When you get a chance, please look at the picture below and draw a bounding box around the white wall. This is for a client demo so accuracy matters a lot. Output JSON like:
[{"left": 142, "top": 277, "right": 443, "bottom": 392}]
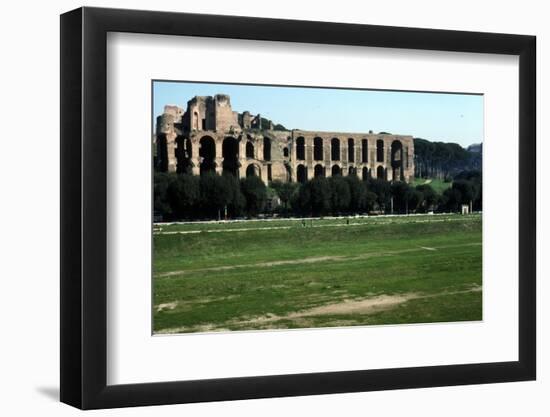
[{"left": 0, "top": 0, "right": 546, "bottom": 415}]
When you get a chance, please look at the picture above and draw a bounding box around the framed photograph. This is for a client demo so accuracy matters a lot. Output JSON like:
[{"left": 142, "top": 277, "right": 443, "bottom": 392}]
[{"left": 60, "top": 6, "right": 536, "bottom": 409}]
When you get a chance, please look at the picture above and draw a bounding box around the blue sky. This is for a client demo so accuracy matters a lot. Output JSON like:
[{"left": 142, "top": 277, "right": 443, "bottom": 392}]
[{"left": 153, "top": 81, "right": 483, "bottom": 147}]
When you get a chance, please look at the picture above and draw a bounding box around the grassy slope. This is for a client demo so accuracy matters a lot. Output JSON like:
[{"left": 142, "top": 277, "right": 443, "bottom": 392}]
[
  {"left": 412, "top": 177, "right": 453, "bottom": 194},
  {"left": 153, "top": 214, "right": 482, "bottom": 333}
]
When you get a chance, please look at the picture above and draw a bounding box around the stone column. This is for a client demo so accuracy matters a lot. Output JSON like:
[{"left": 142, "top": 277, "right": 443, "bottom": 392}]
[
  {"left": 166, "top": 132, "right": 178, "bottom": 173},
  {"left": 290, "top": 134, "right": 297, "bottom": 182},
  {"left": 215, "top": 138, "right": 223, "bottom": 175},
  {"left": 190, "top": 140, "right": 200, "bottom": 175}
]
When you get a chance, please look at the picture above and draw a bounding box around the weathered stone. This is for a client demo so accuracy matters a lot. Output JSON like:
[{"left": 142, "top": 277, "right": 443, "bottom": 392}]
[{"left": 156, "top": 94, "right": 415, "bottom": 184}]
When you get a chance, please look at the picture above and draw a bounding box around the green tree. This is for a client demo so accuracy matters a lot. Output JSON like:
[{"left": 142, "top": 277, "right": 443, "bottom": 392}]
[
  {"left": 366, "top": 178, "right": 391, "bottom": 212},
  {"left": 309, "top": 178, "right": 333, "bottom": 215},
  {"left": 271, "top": 180, "right": 298, "bottom": 212},
  {"left": 200, "top": 173, "right": 233, "bottom": 219},
  {"left": 240, "top": 176, "right": 267, "bottom": 216},
  {"left": 344, "top": 175, "right": 368, "bottom": 212},
  {"left": 167, "top": 174, "right": 200, "bottom": 219},
  {"left": 329, "top": 176, "right": 351, "bottom": 214},
  {"left": 416, "top": 184, "right": 438, "bottom": 211},
  {"left": 153, "top": 172, "right": 175, "bottom": 219},
  {"left": 390, "top": 181, "right": 414, "bottom": 213}
]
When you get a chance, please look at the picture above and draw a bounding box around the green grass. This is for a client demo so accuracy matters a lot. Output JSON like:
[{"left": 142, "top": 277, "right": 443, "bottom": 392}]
[
  {"left": 412, "top": 177, "right": 453, "bottom": 193},
  {"left": 153, "top": 213, "right": 482, "bottom": 333}
]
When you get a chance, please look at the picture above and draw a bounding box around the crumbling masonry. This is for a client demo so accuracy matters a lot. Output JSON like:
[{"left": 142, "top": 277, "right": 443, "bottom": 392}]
[{"left": 155, "top": 94, "right": 414, "bottom": 184}]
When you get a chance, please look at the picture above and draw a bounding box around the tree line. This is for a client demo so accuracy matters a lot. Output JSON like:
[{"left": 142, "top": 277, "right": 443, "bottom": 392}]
[
  {"left": 154, "top": 170, "right": 482, "bottom": 221},
  {"left": 414, "top": 138, "right": 482, "bottom": 179}
]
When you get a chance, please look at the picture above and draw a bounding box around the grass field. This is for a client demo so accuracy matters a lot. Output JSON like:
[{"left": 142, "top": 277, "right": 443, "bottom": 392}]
[
  {"left": 153, "top": 213, "right": 482, "bottom": 334},
  {"left": 412, "top": 177, "right": 453, "bottom": 193}
]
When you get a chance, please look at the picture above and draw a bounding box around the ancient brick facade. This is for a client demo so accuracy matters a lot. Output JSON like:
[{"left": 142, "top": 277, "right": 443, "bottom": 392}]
[{"left": 155, "top": 94, "right": 415, "bottom": 184}]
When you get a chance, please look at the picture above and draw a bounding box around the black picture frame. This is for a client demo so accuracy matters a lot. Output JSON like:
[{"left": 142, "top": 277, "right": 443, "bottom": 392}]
[{"left": 60, "top": 6, "right": 536, "bottom": 410}]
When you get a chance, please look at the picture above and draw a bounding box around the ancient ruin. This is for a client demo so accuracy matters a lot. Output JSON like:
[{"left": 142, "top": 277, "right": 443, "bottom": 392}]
[{"left": 155, "top": 94, "right": 414, "bottom": 184}]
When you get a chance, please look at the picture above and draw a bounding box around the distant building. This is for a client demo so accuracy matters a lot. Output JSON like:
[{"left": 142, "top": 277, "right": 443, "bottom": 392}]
[{"left": 155, "top": 94, "right": 415, "bottom": 184}]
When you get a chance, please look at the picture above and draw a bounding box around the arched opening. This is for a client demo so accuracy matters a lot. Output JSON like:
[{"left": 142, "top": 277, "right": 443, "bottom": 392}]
[
  {"left": 283, "top": 147, "right": 289, "bottom": 158},
  {"left": 175, "top": 136, "right": 192, "bottom": 174},
  {"left": 362, "top": 139, "right": 368, "bottom": 163},
  {"left": 332, "top": 165, "right": 341, "bottom": 176},
  {"left": 156, "top": 133, "right": 168, "bottom": 172},
  {"left": 199, "top": 136, "right": 216, "bottom": 175},
  {"left": 263, "top": 137, "right": 271, "bottom": 161},
  {"left": 348, "top": 166, "right": 357, "bottom": 176},
  {"left": 314, "top": 164, "right": 324, "bottom": 178},
  {"left": 314, "top": 137, "right": 323, "bottom": 161},
  {"left": 362, "top": 167, "right": 369, "bottom": 180},
  {"left": 296, "top": 164, "right": 307, "bottom": 183},
  {"left": 331, "top": 138, "right": 340, "bottom": 161},
  {"left": 246, "top": 141, "right": 255, "bottom": 159},
  {"left": 376, "top": 139, "right": 384, "bottom": 162},
  {"left": 246, "top": 163, "right": 261, "bottom": 178},
  {"left": 348, "top": 138, "right": 355, "bottom": 162},
  {"left": 296, "top": 137, "right": 305, "bottom": 160},
  {"left": 391, "top": 140, "right": 404, "bottom": 181},
  {"left": 376, "top": 165, "right": 385, "bottom": 180},
  {"left": 222, "top": 137, "right": 239, "bottom": 176}
]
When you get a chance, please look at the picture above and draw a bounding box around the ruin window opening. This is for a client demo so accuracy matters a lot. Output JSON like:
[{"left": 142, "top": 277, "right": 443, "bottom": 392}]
[
  {"left": 376, "top": 165, "right": 385, "bottom": 180},
  {"left": 175, "top": 136, "right": 192, "bottom": 174},
  {"left": 376, "top": 139, "right": 384, "bottom": 162},
  {"left": 246, "top": 141, "right": 255, "bottom": 159},
  {"left": 362, "top": 139, "right": 368, "bottom": 163},
  {"left": 263, "top": 137, "right": 271, "bottom": 161},
  {"left": 296, "top": 137, "right": 305, "bottom": 160},
  {"left": 222, "top": 137, "right": 239, "bottom": 176},
  {"left": 314, "top": 164, "right": 324, "bottom": 178},
  {"left": 296, "top": 164, "right": 307, "bottom": 183},
  {"left": 314, "top": 137, "right": 324, "bottom": 161},
  {"left": 348, "top": 138, "right": 355, "bottom": 162},
  {"left": 199, "top": 136, "right": 216, "bottom": 175},
  {"left": 331, "top": 138, "right": 340, "bottom": 161}
]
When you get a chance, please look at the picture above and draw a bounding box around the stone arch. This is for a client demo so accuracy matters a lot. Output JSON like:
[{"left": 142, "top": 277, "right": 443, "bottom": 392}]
[
  {"left": 332, "top": 165, "right": 342, "bottom": 176},
  {"left": 246, "top": 163, "right": 261, "bottom": 178},
  {"left": 222, "top": 137, "right": 239, "bottom": 176},
  {"left": 156, "top": 133, "right": 168, "bottom": 172},
  {"left": 199, "top": 136, "right": 216, "bottom": 175},
  {"left": 361, "top": 139, "right": 368, "bottom": 163},
  {"left": 376, "top": 165, "right": 385, "bottom": 180},
  {"left": 175, "top": 136, "right": 192, "bottom": 174},
  {"left": 263, "top": 137, "right": 271, "bottom": 161},
  {"left": 331, "top": 138, "right": 340, "bottom": 161},
  {"left": 348, "top": 166, "right": 357, "bottom": 176},
  {"left": 362, "top": 167, "right": 369, "bottom": 180},
  {"left": 314, "top": 164, "right": 324, "bottom": 178},
  {"left": 246, "top": 141, "right": 255, "bottom": 159},
  {"left": 296, "top": 137, "right": 305, "bottom": 160},
  {"left": 348, "top": 138, "right": 355, "bottom": 162},
  {"left": 391, "top": 140, "right": 404, "bottom": 181},
  {"left": 314, "top": 137, "right": 324, "bottom": 161},
  {"left": 376, "top": 139, "right": 384, "bottom": 162},
  {"left": 296, "top": 164, "right": 307, "bottom": 183}
]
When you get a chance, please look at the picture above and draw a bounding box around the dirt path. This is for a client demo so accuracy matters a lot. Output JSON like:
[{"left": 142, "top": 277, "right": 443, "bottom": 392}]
[
  {"left": 155, "top": 242, "right": 482, "bottom": 278},
  {"left": 154, "top": 215, "right": 480, "bottom": 235},
  {"left": 156, "top": 285, "right": 482, "bottom": 334}
]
